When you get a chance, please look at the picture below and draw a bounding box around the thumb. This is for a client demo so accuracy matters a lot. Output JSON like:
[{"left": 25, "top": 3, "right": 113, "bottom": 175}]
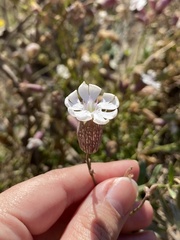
[{"left": 61, "top": 177, "right": 138, "bottom": 240}]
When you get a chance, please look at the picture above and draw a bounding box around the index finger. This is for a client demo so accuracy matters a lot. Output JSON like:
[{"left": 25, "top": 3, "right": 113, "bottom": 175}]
[{"left": 0, "top": 160, "right": 139, "bottom": 236}]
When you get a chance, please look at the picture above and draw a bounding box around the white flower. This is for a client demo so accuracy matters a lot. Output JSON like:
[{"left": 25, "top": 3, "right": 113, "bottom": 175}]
[
  {"left": 142, "top": 70, "right": 161, "bottom": 90},
  {"left": 129, "top": 0, "right": 147, "bottom": 11},
  {"left": 64, "top": 82, "right": 119, "bottom": 125},
  {"left": 26, "top": 138, "right": 43, "bottom": 150},
  {"left": 56, "top": 64, "right": 70, "bottom": 79}
]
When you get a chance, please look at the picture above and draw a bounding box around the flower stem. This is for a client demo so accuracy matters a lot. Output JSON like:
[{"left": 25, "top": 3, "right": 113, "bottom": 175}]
[
  {"left": 130, "top": 188, "right": 151, "bottom": 215},
  {"left": 124, "top": 167, "right": 150, "bottom": 216},
  {"left": 85, "top": 153, "right": 97, "bottom": 186}
]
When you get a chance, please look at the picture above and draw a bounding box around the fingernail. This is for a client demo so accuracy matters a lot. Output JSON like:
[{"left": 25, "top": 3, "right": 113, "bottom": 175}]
[{"left": 106, "top": 177, "right": 138, "bottom": 216}]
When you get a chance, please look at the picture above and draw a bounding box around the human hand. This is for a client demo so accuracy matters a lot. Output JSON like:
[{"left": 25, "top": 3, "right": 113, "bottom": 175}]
[{"left": 0, "top": 160, "right": 156, "bottom": 240}]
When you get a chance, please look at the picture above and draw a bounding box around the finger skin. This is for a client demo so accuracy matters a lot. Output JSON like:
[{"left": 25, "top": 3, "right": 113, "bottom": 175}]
[
  {"left": 0, "top": 160, "right": 139, "bottom": 238},
  {"left": 122, "top": 201, "right": 154, "bottom": 233},
  {"left": 61, "top": 177, "right": 138, "bottom": 240},
  {"left": 118, "top": 231, "right": 157, "bottom": 240},
  {"left": 34, "top": 198, "right": 154, "bottom": 240}
]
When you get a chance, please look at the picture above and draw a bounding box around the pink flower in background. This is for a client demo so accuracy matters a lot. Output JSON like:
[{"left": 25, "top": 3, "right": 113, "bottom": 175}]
[{"left": 96, "top": 0, "right": 118, "bottom": 8}]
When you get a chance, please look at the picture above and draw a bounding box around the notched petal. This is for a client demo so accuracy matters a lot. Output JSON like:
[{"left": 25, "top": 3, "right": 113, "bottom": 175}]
[
  {"left": 102, "top": 93, "right": 119, "bottom": 107},
  {"left": 74, "top": 110, "right": 92, "bottom": 122},
  {"left": 102, "top": 93, "right": 115, "bottom": 102},
  {"left": 65, "top": 91, "right": 79, "bottom": 107},
  {"left": 97, "top": 102, "right": 118, "bottom": 110},
  {"left": 100, "top": 109, "right": 118, "bottom": 120},
  {"left": 69, "top": 102, "right": 84, "bottom": 110},
  {"left": 89, "top": 84, "right": 101, "bottom": 102},
  {"left": 68, "top": 108, "right": 76, "bottom": 117},
  {"left": 111, "top": 96, "right": 120, "bottom": 107},
  {"left": 78, "top": 81, "right": 89, "bottom": 102},
  {"left": 93, "top": 111, "right": 109, "bottom": 125},
  {"left": 68, "top": 90, "right": 79, "bottom": 103}
]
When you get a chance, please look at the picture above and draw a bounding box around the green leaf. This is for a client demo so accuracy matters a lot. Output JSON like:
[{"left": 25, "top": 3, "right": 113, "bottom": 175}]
[
  {"left": 177, "top": 187, "right": 180, "bottom": 210},
  {"left": 138, "top": 161, "right": 147, "bottom": 185},
  {"left": 156, "top": 188, "right": 175, "bottom": 225},
  {"left": 148, "top": 164, "right": 162, "bottom": 185},
  {"left": 168, "top": 162, "right": 174, "bottom": 186},
  {"left": 168, "top": 186, "right": 176, "bottom": 199}
]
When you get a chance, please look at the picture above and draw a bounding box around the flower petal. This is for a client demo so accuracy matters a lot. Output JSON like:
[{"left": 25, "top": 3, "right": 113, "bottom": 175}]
[
  {"left": 64, "top": 90, "right": 79, "bottom": 107},
  {"left": 68, "top": 108, "right": 77, "bottom": 117},
  {"left": 102, "top": 93, "right": 120, "bottom": 107},
  {"left": 100, "top": 109, "right": 118, "bottom": 120},
  {"left": 78, "top": 82, "right": 89, "bottom": 102},
  {"left": 93, "top": 111, "right": 109, "bottom": 125},
  {"left": 74, "top": 110, "right": 92, "bottom": 122},
  {"left": 98, "top": 93, "right": 119, "bottom": 110},
  {"left": 102, "top": 93, "right": 115, "bottom": 102},
  {"left": 97, "top": 102, "right": 118, "bottom": 110},
  {"left": 89, "top": 84, "right": 102, "bottom": 101},
  {"left": 68, "top": 102, "right": 84, "bottom": 110},
  {"left": 111, "top": 96, "right": 119, "bottom": 107}
]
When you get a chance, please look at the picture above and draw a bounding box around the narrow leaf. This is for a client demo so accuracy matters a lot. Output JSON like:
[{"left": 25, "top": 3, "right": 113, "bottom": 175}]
[{"left": 168, "top": 162, "right": 174, "bottom": 186}]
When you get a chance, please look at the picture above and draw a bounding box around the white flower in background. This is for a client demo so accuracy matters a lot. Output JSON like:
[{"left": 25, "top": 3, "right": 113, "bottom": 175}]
[
  {"left": 64, "top": 81, "right": 119, "bottom": 125},
  {"left": 97, "top": 10, "right": 108, "bottom": 25},
  {"left": 56, "top": 64, "right": 70, "bottom": 79},
  {"left": 129, "top": 0, "right": 147, "bottom": 11},
  {"left": 142, "top": 70, "right": 161, "bottom": 90},
  {"left": 26, "top": 138, "right": 43, "bottom": 150}
]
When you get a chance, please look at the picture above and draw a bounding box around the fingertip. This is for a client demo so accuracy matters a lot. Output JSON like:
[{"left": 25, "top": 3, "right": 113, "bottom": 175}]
[
  {"left": 61, "top": 176, "right": 138, "bottom": 239},
  {"left": 122, "top": 200, "right": 154, "bottom": 233},
  {"left": 105, "top": 177, "right": 138, "bottom": 216},
  {"left": 134, "top": 200, "right": 154, "bottom": 226},
  {"left": 95, "top": 159, "right": 140, "bottom": 183}
]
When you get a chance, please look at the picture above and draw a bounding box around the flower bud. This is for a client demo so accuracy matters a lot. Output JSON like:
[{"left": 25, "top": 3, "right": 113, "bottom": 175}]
[
  {"left": 66, "top": 1, "right": 86, "bottom": 25},
  {"left": 27, "top": 138, "right": 43, "bottom": 150},
  {"left": 25, "top": 43, "right": 40, "bottom": 59},
  {"left": 26, "top": 131, "right": 44, "bottom": 150},
  {"left": 155, "top": 0, "right": 172, "bottom": 14},
  {"left": 19, "top": 82, "right": 45, "bottom": 93},
  {"left": 106, "top": 140, "right": 118, "bottom": 156},
  {"left": 96, "top": 0, "right": 117, "bottom": 8},
  {"left": 77, "top": 120, "right": 103, "bottom": 154},
  {"left": 149, "top": 0, "right": 156, "bottom": 10}
]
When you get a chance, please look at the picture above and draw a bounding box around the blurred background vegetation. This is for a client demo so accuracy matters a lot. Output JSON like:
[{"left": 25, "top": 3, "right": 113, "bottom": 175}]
[{"left": 0, "top": 0, "right": 179, "bottom": 239}]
